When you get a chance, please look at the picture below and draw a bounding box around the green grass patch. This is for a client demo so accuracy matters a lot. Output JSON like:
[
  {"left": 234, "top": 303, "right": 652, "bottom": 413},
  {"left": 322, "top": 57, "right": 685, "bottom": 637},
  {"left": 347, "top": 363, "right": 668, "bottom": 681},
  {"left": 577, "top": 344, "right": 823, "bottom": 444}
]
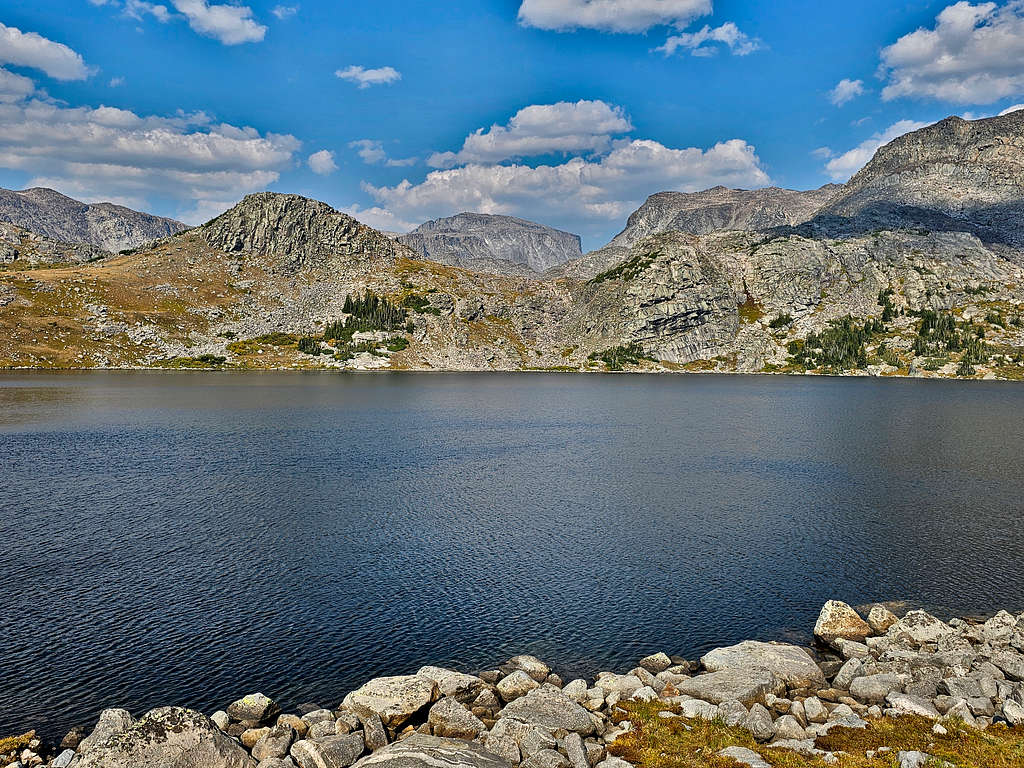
[{"left": 589, "top": 250, "right": 659, "bottom": 285}]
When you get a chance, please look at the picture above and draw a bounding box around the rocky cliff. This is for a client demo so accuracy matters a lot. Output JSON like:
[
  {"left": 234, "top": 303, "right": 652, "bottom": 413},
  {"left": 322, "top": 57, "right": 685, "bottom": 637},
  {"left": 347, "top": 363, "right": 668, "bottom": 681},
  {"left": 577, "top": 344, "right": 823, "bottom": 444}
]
[
  {"left": 0, "top": 221, "right": 104, "bottom": 265},
  {"left": 0, "top": 187, "right": 187, "bottom": 252},
  {"left": 398, "top": 213, "right": 582, "bottom": 273},
  {"left": 811, "top": 112, "right": 1024, "bottom": 245}
]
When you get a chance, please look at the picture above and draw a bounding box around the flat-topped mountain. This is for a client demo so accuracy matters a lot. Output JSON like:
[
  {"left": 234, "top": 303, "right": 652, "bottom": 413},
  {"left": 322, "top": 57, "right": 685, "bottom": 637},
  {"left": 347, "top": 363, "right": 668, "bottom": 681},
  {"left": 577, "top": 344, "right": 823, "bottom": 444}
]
[
  {"left": 812, "top": 111, "right": 1024, "bottom": 245},
  {"left": 0, "top": 187, "right": 187, "bottom": 252},
  {"left": 608, "top": 185, "right": 841, "bottom": 249},
  {"left": 397, "top": 213, "right": 582, "bottom": 273}
]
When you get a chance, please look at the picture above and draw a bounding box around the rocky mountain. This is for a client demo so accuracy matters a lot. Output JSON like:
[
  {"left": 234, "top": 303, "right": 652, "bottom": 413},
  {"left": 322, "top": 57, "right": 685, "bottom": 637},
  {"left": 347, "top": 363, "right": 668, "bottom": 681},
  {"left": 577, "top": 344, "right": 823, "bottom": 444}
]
[
  {"left": 810, "top": 111, "right": 1024, "bottom": 245},
  {"left": 608, "top": 185, "right": 842, "bottom": 250},
  {"left": 0, "top": 221, "right": 104, "bottom": 265},
  {"left": 397, "top": 213, "right": 582, "bottom": 273},
  {"left": 0, "top": 187, "right": 187, "bottom": 252},
  {"left": 3, "top": 113, "right": 1024, "bottom": 380}
]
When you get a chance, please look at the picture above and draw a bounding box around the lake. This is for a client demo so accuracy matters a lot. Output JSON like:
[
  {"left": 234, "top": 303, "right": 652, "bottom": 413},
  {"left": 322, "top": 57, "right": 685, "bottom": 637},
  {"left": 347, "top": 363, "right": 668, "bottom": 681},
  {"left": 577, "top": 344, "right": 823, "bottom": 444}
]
[{"left": 2, "top": 371, "right": 1023, "bottom": 741}]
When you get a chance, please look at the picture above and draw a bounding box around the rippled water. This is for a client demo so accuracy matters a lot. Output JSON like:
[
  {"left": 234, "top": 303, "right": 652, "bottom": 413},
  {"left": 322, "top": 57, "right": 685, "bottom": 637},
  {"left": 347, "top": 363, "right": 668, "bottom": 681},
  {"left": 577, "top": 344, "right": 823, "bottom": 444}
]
[{"left": 3, "top": 372, "right": 1024, "bottom": 740}]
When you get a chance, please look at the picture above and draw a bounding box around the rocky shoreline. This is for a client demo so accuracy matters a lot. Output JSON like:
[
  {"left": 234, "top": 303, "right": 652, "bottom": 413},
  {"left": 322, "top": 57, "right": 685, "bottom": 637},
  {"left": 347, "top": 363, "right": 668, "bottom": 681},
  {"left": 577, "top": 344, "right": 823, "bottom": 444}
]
[{"left": 5, "top": 602, "right": 1023, "bottom": 768}]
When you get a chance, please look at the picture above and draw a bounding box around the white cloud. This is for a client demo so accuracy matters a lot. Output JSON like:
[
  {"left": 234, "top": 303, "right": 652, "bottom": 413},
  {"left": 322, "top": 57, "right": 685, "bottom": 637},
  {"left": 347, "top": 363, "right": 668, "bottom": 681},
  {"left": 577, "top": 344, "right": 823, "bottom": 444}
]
[
  {"left": 170, "top": 0, "right": 266, "bottom": 44},
  {"left": 829, "top": 78, "right": 865, "bottom": 107},
  {"left": 339, "top": 203, "right": 417, "bottom": 233},
  {"left": 335, "top": 65, "right": 401, "bottom": 89},
  {"left": 0, "top": 67, "right": 34, "bottom": 103},
  {"left": 812, "top": 146, "right": 834, "bottom": 159},
  {"left": 517, "top": 0, "right": 711, "bottom": 33},
  {"left": 999, "top": 103, "right": 1024, "bottom": 114},
  {"left": 308, "top": 149, "right": 338, "bottom": 175},
  {"left": 271, "top": 5, "right": 299, "bottom": 20},
  {"left": 350, "top": 139, "right": 417, "bottom": 167},
  {"left": 125, "top": 0, "right": 173, "bottom": 22},
  {"left": 109, "top": 76, "right": 126, "bottom": 87},
  {"left": 880, "top": 1, "right": 1024, "bottom": 104},
  {"left": 0, "top": 98, "right": 299, "bottom": 223},
  {"left": 824, "top": 119, "right": 930, "bottom": 181},
  {"left": 0, "top": 23, "right": 89, "bottom": 81},
  {"left": 428, "top": 100, "right": 633, "bottom": 168},
  {"left": 657, "top": 22, "right": 761, "bottom": 57},
  {"left": 366, "top": 138, "right": 770, "bottom": 241}
]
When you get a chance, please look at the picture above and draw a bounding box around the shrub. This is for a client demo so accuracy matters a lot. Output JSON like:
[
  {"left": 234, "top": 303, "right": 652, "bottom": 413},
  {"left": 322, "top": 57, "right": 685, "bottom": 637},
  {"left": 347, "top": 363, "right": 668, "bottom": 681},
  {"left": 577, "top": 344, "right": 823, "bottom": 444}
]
[
  {"left": 769, "top": 314, "right": 793, "bottom": 329},
  {"left": 588, "top": 344, "right": 648, "bottom": 371},
  {"left": 297, "top": 337, "right": 322, "bottom": 356},
  {"left": 589, "top": 251, "right": 658, "bottom": 284},
  {"left": 788, "top": 316, "right": 885, "bottom": 372},
  {"left": 386, "top": 336, "right": 409, "bottom": 352}
]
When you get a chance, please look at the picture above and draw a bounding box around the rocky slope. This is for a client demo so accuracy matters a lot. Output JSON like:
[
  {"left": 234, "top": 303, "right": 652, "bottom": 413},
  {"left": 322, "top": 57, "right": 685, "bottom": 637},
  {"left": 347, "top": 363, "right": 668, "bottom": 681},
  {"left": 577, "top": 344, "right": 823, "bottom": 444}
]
[
  {"left": 0, "top": 187, "right": 186, "bottom": 252},
  {"left": 9, "top": 602, "right": 1023, "bottom": 768},
  {"left": 811, "top": 111, "right": 1024, "bottom": 245},
  {"left": 398, "top": 213, "right": 582, "bottom": 274},
  {"left": 3, "top": 113, "right": 1024, "bottom": 379},
  {"left": 0, "top": 221, "right": 104, "bottom": 265}
]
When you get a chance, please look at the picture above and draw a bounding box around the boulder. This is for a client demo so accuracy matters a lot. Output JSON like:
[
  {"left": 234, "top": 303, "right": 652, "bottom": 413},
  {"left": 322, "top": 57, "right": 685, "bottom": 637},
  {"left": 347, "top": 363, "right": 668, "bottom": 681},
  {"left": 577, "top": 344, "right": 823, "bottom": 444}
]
[
  {"left": 229, "top": 694, "right": 281, "bottom": 727},
  {"left": 850, "top": 674, "right": 909, "bottom": 704},
  {"left": 505, "top": 656, "right": 550, "bottom": 683},
  {"left": 742, "top": 704, "right": 776, "bottom": 742},
  {"left": 562, "top": 733, "right": 588, "bottom": 768},
  {"left": 718, "top": 747, "right": 770, "bottom": 768},
  {"left": 992, "top": 651, "right": 1024, "bottom": 681},
  {"left": 700, "top": 641, "right": 825, "bottom": 688},
  {"left": 76, "top": 707, "right": 255, "bottom": 768},
  {"left": 498, "top": 687, "right": 594, "bottom": 734},
  {"left": 677, "top": 669, "right": 785, "bottom": 706},
  {"left": 594, "top": 674, "right": 642, "bottom": 697},
  {"left": 484, "top": 718, "right": 531, "bottom": 763},
  {"left": 291, "top": 734, "right": 366, "bottom": 768},
  {"left": 1002, "top": 699, "right": 1024, "bottom": 726},
  {"left": 867, "top": 605, "right": 899, "bottom": 634},
  {"left": 428, "top": 698, "right": 486, "bottom": 739},
  {"left": 353, "top": 735, "right": 513, "bottom": 768},
  {"left": 498, "top": 671, "right": 541, "bottom": 703},
  {"left": 803, "top": 697, "right": 827, "bottom": 724},
  {"left": 833, "top": 658, "right": 863, "bottom": 691},
  {"left": 773, "top": 715, "right": 806, "bottom": 741},
  {"left": 253, "top": 726, "right": 296, "bottom": 762},
  {"left": 78, "top": 708, "right": 136, "bottom": 753},
  {"left": 417, "top": 668, "right": 488, "bottom": 704},
  {"left": 359, "top": 714, "right": 388, "bottom": 752},
  {"left": 885, "top": 693, "right": 940, "bottom": 719},
  {"left": 244, "top": 728, "right": 272, "bottom": 749},
  {"left": 638, "top": 653, "right": 672, "bottom": 674},
  {"left": 814, "top": 601, "right": 871, "bottom": 647},
  {"left": 888, "top": 611, "right": 954, "bottom": 646},
  {"left": 343, "top": 676, "right": 438, "bottom": 727},
  {"left": 521, "top": 749, "right": 568, "bottom": 768}
]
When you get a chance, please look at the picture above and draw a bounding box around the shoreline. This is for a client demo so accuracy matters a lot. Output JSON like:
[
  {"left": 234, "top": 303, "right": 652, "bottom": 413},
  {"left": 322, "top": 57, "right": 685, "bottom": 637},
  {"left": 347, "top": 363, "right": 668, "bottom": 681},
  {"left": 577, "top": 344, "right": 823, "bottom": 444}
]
[{"left": 7, "top": 602, "right": 1023, "bottom": 768}]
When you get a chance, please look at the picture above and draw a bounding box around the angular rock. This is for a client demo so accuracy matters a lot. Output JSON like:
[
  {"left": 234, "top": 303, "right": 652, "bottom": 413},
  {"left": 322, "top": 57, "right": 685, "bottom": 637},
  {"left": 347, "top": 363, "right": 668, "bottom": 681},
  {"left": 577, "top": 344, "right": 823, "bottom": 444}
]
[
  {"left": 343, "top": 676, "right": 438, "bottom": 727},
  {"left": 229, "top": 694, "right": 281, "bottom": 727},
  {"left": 888, "top": 611, "right": 954, "bottom": 646},
  {"left": 638, "top": 653, "right": 672, "bottom": 674},
  {"left": 700, "top": 641, "right": 826, "bottom": 688},
  {"left": 885, "top": 693, "right": 940, "bottom": 719},
  {"left": 803, "top": 697, "right": 827, "bottom": 724},
  {"left": 506, "top": 656, "right": 550, "bottom": 683},
  {"left": 417, "top": 667, "right": 488, "bottom": 704},
  {"left": 353, "top": 735, "right": 514, "bottom": 768},
  {"left": 814, "top": 601, "right": 871, "bottom": 647},
  {"left": 677, "top": 699, "right": 717, "bottom": 719},
  {"left": 76, "top": 707, "right": 255, "bottom": 768},
  {"left": 992, "top": 651, "right": 1024, "bottom": 681},
  {"left": 78, "top": 708, "right": 136, "bottom": 753},
  {"left": 359, "top": 714, "right": 388, "bottom": 752},
  {"left": 291, "top": 734, "right": 366, "bottom": 768},
  {"left": 498, "top": 671, "right": 542, "bottom": 703},
  {"left": 1002, "top": 699, "right": 1024, "bottom": 726},
  {"left": 484, "top": 718, "right": 531, "bottom": 763},
  {"left": 717, "top": 700, "right": 748, "bottom": 727},
  {"left": 850, "top": 674, "right": 909, "bottom": 704},
  {"left": 253, "top": 726, "right": 297, "bottom": 762},
  {"left": 743, "top": 704, "right": 776, "bottom": 742},
  {"left": 867, "top": 605, "right": 899, "bottom": 634},
  {"left": 499, "top": 687, "right": 594, "bottom": 735},
  {"left": 677, "top": 669, "right": 785, "bottom": 706},
  {"left": 594, "top": 675, "right": 642, "bottom": 697},
  {"left": 832, "top": 658, "right": 863, "bottom": 691},
  {"left": 521, "top": 749, "right": 568, "bottom": 768},
  {"left": 428, "top": 698, "right": 486, "bottom": 739},
  {"left": 717, "top": 747, "right": 770, "bottom": 768},
  {"left": 244, "top": 728, "right": 273, "bottom": 749},
  {"left": 773, "top": 715, "right": 806, "bottom": 741},
  {"left": 563, "top": 733, "right": 588, "bottom": 768}
]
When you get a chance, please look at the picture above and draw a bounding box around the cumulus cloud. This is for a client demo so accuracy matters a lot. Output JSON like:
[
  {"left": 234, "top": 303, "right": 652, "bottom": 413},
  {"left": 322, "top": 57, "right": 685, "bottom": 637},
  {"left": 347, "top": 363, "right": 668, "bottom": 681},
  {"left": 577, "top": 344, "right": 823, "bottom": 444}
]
[
  {"left": 823, "top": 119, "right": 930, "bottom": 181},
  {"left": 1000, "top": 103, "right": 1024, "bottom": 114},
  {"left": 880, "top": 1, "right": 1024, "bottom": 104},
  {"left": 0, "top": 98, "right": 299, "bottom": 223},
  {"left": 829, "top": 78, "right": 865, "bottom": 106},
  {"left": 335, "top": 65, "right": 401, "bottom": 89},
  {"left": 271, "top": 5, "right": 299, "bottom": 20},
  {"left": 339, "top": 203, "right": 417, "bottom": 233},
  {"left": 365, "top": 138, "right": 770, "bottom": 241},
  {"left": 0, "top": 23, "right": 89, "bottom": 81},
  {"left": 124, "top": 0, "right": 173, "bottom": 22},
  {"left": 0, "top": 67, "right": 35, "bottom": 102},
  {"left": 517, "top": 0, "right": 711, "bottom": 33},
  {"left": 308, "top": 149, "right": 338, "bottom": 175},
  {"left": 428, "top": 100, "right": 633, "bottom": 168},
  {"left": 96, "top": 0, "right": 265, "bottom": 44},
  {"left": 657, "top": 22, "right": 761, "bottom": 56},
  {"left": 349, "top": 139, "right": 417, "bottom": 167}
]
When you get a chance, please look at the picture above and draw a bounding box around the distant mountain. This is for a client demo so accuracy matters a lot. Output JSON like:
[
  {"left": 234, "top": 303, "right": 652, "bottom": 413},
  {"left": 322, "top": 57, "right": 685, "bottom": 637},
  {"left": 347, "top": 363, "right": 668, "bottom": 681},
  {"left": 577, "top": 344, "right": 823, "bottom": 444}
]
[
  {"left": 0, "top": 187, "right": 187, "bottom": 252},
  {"left": 811, "top": 111, "right": 1024, "bottom": 245},
  {"left": 397, "top": 213, "right": 582, "bottom": 273},
  {"left": 608, "top": 185, "right": 842, "bottom": 250}
]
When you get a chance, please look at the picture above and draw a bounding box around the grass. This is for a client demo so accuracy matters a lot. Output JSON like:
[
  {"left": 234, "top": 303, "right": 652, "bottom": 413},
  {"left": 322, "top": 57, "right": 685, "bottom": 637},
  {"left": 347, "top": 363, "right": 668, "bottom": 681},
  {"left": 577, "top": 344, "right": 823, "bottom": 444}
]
[
  {"left": 588, "top": 344, "right": 649, "bottom": 371},
  {"left": 227, "top": 333, "right": 298, "bottom": 355},
  {"left": 738, "top": 296, "right": 765, "bottom": 325},
  {"left": 590, "top": 250, "right": 659, "bottom": 285},
  {"left": 606, "top": 704, "right": 1024, "bottom": 768},
  {"left": 0, "top": 732, "right": 34, "bottom": 755},
  {"left": 609, "top": 701, "right": 1024, "bottom": 768}
]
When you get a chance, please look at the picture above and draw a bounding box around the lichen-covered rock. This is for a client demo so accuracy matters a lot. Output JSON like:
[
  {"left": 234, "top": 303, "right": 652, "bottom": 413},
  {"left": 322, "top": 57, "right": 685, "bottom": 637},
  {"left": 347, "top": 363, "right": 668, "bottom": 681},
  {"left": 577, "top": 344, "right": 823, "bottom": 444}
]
[
  {"left": 498, "top": 687, "right": 595, "bottom": 734},
  {"left": 228, "top": 693, "right": 281, "bottom": 726},
  {"left": 75, "top": 707, "right": 255, "bottom": 768},
  {"left": 77, "top": 708, "right": 136, "bottom": 753},
  {"left": 677, "top": 669, "right": 785, "bottom": 706},
  {"left": 814, "top": 601, "right": 872, "bottom": 647},
  {"left": 291, "top": 734, "right": 366, "bottom": 768},
  {"left": 428, "top": 698, "right": 487, "bottom": 739},
  {"left": 342, "top": 676, "right": 438, "bottom": 727},
  {"left": 700, "top": 641, "right": 825, "bottom": 688},
  {"left": 353, "top": 735, "right": 513, "bottom": 768},
  {"left": 867, "top": 605, "right": 899, "bottom": 634}
]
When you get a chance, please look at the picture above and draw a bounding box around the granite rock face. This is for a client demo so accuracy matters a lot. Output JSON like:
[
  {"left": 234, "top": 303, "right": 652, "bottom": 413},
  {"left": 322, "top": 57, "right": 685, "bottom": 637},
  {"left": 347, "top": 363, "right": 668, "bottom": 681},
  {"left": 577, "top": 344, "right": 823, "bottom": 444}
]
[
  {"left": 0, "top": 186, "right": 185, "bottom": 252},
  {"left": 811, "top": 111, "right": 1024, "bottom": 245},
  {"left": 398, "top": 213, "right": 582, "bottom": 274}
]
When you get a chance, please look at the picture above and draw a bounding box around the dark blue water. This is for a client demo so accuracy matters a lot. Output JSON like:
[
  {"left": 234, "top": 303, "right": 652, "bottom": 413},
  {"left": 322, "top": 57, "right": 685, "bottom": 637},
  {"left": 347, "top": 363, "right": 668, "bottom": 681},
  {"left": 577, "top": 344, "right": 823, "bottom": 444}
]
[{"left": 3, "top": 372, "right": 1023, "bottom": 741}]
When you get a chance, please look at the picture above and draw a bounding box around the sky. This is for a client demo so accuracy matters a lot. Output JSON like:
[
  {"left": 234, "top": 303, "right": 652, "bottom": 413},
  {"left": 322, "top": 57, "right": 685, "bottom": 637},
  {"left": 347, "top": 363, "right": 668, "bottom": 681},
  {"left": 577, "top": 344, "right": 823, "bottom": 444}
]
[{"left": 1, "top": 1, "right": 1024, "bottom": 249}]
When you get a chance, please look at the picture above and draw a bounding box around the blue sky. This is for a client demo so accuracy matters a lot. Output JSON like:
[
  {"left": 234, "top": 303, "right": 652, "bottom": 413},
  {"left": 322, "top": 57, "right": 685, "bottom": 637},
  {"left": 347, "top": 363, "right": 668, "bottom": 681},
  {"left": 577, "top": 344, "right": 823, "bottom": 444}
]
[{"left": 1, "top": 0, "right": 1023, "bottom": 248}]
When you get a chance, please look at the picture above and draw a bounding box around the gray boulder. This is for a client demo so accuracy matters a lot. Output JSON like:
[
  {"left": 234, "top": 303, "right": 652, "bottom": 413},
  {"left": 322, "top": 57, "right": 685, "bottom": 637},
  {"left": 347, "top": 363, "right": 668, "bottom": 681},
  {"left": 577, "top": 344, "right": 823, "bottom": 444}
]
[
  {"left": 343, "top": 676, "right": 438, "bottom": 727},
  {"left": 498, "top": 687, "right": 594, "bottom": 734},
  {"left": 253, "top": 726, "right": 297, "bottom": 762},
  {"left": 814, "top": 601, "right": 871, "bottom": 647},
  {"left": 677, "top": 669, "right": 785, "bottom": 706},
  {"left": 498, "top": 671, "right": 541, "bottom": 702},
  {"left": 353, "top": 735, "right": 513, "bottom": 768},
  {"left": 229, "top": 694, "right": 281, "bottom": 727},
  {"left": 417, "top": 667, "right": 488, "bottom": 704},
  {"left": 78, "top": 708, "right": 136, "bottom": 753},
  {"left": 888, "top": 611, "right": 954, "bottom": 646},
  {"left": 76, "top": 707, "right": 255, "bottom": 768},
  {"left": 700, "top": 641, "right": 825, "bottom": 688},
  {"left": 428, "top": 698, "right": 487, "bottom": 739},
  {"left": 291, "top": 734, "right": 366, "bottom": 768},
  {"left": 718, "top": 746, "right": 770, "bottom": 768}
]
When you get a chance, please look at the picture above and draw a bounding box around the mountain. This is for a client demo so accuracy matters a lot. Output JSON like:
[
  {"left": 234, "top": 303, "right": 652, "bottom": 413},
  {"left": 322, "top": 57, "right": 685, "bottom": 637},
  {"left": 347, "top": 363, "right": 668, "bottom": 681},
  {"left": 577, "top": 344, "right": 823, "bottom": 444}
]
[
  {"left": 0, "top": 187, "right": 187, "bottom": 252},
  {"left": 810, "top": 111, "right": 1024, "bottom": 245},
  {"left": 608, "top": 185, "right": 842, "bottom": 249},
  {"left": 397, "top": 213, "right": 582, "bottom": 273},
  {"left": 1, "top": 220, "right": 104, "bottom": 265},
  {"left": 3, "top": 113, "right": 1024, "bottom": 380}
]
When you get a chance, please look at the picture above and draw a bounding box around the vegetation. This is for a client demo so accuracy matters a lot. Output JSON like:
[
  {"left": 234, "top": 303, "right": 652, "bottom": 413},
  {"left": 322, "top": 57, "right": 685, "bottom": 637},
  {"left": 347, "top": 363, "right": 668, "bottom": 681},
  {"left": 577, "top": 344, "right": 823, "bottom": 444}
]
[
  {"left": 385, "top": 336, "right": 410, "bottom": 352},
  {"left": 0, "top": 733, "right": 34, "bottom": 756},
  {"left": 911, "top": 310, "right": 990, "bottom": 372},
  {"left": 590, "top": 251, "right": 659, "bottom": 285},
  {"left": 876, "top": 341, "right": 902, "bottom": 368},
  {"left": 227, "top": 333, "right": 298, "bottom": 355},
  {"left": 297, "top": 337, "right": 323, "bottom": 356},
  {"left": 402, "top": 292, "right": 441, "bottom": 315},
  {"left": 878, "top": 288, "right": 896, "bottom": 322},
  {"left": 768, "top": 313, "right": 793, "bottom": 329},
  {"left": 737, "top": 296, "right": 764, "bottom": 325},
  {"left": 158, "top": 354, "right": 227, "bottom": 369},
  {"left": 588, "top": 344, "right": 649, "bottom": 371},
  {"left": 610, "top": 700, "right": 1024, "bottom": 768},
  {"left": 788, "top": 317, "right": 885, "bottom": 372},
  {"left": 324, "top": 291, "right": 409, "bottom": 343}
]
